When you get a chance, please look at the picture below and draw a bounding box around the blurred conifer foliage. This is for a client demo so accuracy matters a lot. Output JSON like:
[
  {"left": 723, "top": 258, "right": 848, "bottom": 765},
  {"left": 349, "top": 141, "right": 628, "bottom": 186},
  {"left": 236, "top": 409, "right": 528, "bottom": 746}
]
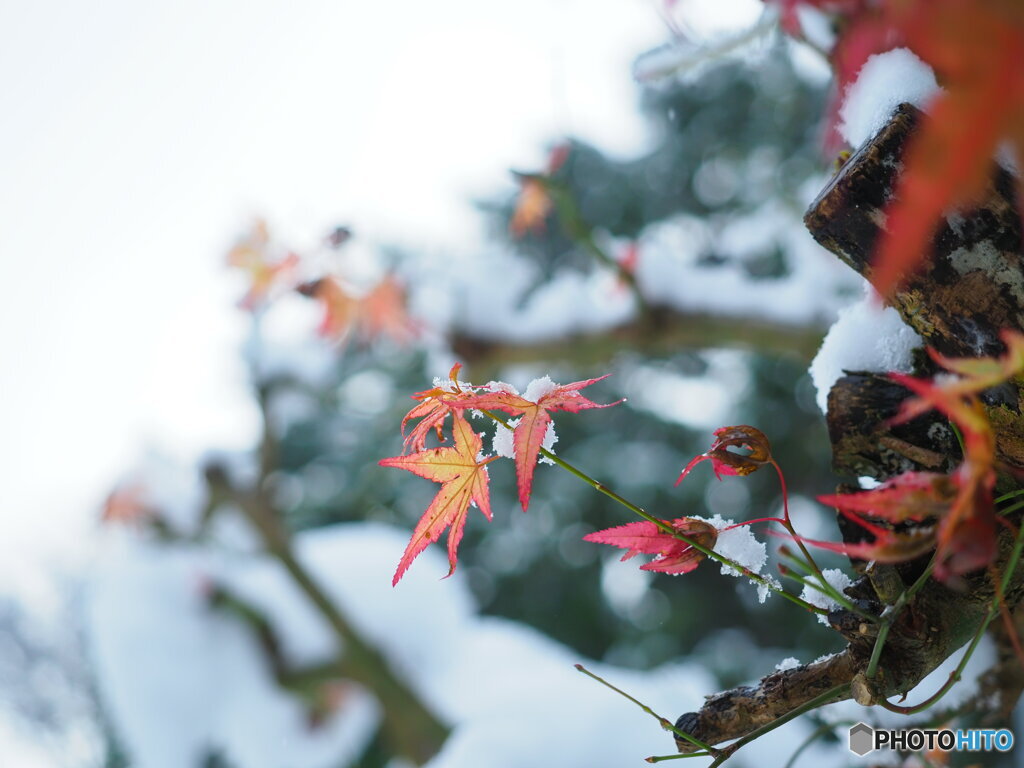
[{"left": 265, "top": 44, "right": 842, "bottom": 681}]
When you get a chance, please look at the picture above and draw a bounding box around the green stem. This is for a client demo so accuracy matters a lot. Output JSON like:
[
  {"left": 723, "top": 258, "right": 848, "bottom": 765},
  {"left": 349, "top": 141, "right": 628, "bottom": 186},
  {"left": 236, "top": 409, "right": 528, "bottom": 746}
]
[
  {"left": 998, "top": 499, "right": 1024, "bottom": 516},
  {"left": 866, "top": 557, "right": 936, "bottom": 679},
  {"left": 770, "top": 460, "right": 828, "bottom": 588},
  {"left": 645, "top": 753, "right": 711, "bottom": 762},
  {"left": 995, "top": 488, "right": 1024, "bottom": 504},
  {"left": 782, "top": 720, "right": 856, "bottom": 768},
  {"left": 483, "top": 411, "right": 818, "bottom": 611},
  {"left": 574, "top": 664, "right": 720, "bottom": 757},
  {"left": 778, "top": 569, "right": 873, "bottom": 622},
  {"left": 877, "top": 525, "right": 1024, "bottom": 714},
  {"left": 544, "top": 180, "right": 649, "bottom": 313},
  {"left": 949, "top": 422, "right": 966, "bottom": 456}
]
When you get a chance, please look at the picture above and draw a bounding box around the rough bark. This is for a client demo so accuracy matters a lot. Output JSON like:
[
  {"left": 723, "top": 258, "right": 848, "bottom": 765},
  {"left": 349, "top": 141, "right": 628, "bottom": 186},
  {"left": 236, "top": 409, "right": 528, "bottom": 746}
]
[
  {"left": 805, "top": 103, "right": 1024, "bottom": 359},
  {"left": 674, "top": 104, "right": 1024, "bottom": 753}
]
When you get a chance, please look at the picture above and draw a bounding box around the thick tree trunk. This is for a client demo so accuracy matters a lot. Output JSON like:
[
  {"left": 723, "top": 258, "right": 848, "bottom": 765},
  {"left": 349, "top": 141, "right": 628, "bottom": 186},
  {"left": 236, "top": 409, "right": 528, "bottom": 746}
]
[{"left": 674, "top": 104, "right": 1024, "bottom": 753}]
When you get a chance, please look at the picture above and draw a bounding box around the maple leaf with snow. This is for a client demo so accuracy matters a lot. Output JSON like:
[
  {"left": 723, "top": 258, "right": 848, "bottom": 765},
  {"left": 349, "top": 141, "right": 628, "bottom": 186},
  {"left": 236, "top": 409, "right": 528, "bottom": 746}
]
[
  {"left": 400, "top": 363, "right": 476, "bottom": 453},
  {"left": 451, "top": 375, "right": 622, "bottom": 511},
  {"left": 584, "top": 517, "right": 718, "bottom": 575},
  {"left": 380, "top": 411, "right": 497, "bottom": 585}
]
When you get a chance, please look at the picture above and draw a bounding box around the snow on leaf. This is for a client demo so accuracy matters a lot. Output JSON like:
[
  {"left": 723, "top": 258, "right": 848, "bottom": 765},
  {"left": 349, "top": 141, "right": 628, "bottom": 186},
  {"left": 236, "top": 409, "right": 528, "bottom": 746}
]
[
  {"left": 677, "top": 425, "right": 772, "bottom": 485},
  {"left": 401, "top": 364, "right": 474, "bottom": 453},
  {"left": 451, "top": 375, "right": 622, "bottom": 511},
  {"left": 583, "top": 517, "right": 718, "bottom": 575},
  {"left": 380, "top": 411, "right": 497, "bottom": 585}
]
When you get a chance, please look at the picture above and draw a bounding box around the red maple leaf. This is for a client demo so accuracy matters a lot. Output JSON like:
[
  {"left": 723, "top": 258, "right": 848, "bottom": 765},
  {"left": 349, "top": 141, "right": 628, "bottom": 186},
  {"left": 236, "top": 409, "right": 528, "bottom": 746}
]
[
  {"left": 451, "top": 376, "right": 622, "bottom": 511},
  {"left": 379, "top": 411, "right": 497, "bottom": 585},
  {"left": 870, "top": 0, "right": 1024, "bottom": 295},
  {"left": 888, "top": 376, "right": 998, "bottom": 581},
  {"left": 891, "top": 331, "right": 1024, "bottom": 426},
  {"left": 774, "top": 0, "right": 1024, "bottom": 295},
  {"left": 677, "top": 425, "right": 773, "bottom": 484},
  {"left": 818, "top": 472, "right": 957, "bottom": 525},
  {"left": 583, "top": 517, "right": 719, "bottom": 575},
  {"left": 813, "top": 336, "right": 1024, "bottom": 582}
]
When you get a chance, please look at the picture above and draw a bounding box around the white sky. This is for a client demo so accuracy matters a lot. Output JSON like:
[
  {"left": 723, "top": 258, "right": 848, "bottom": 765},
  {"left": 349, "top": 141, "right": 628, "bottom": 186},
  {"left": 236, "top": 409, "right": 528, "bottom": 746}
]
[{"left": 0, "top": 0, "right": 677, "bottom": 596}]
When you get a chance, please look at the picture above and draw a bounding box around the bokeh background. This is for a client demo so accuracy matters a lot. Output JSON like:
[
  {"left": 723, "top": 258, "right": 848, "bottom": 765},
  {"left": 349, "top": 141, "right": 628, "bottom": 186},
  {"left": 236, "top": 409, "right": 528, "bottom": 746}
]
[{"left": 1, "top": 2, "right": 984, "bottom": 766}]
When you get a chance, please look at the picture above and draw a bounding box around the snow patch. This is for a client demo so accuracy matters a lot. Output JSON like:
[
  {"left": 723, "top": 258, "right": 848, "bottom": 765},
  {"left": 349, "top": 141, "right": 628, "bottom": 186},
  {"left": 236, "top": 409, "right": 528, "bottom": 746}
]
[
  {"left": 800, "top": 568, "right": 853, "bottom": 626},
  {"left": 839, "top": 48, "right": 939, "bottom": 148},
  {"left": 809, "top": 292, "right": 923, "bottom": 413},
  {"left": 695, "top": 515, "right": 776, "bottom": 603}
]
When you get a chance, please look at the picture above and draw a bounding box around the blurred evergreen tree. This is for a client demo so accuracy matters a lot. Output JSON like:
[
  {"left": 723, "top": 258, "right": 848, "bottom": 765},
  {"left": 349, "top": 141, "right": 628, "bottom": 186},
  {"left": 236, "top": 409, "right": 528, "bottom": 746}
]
[{"left": 263, "top": 43, "right": 843, "bottom": 692}]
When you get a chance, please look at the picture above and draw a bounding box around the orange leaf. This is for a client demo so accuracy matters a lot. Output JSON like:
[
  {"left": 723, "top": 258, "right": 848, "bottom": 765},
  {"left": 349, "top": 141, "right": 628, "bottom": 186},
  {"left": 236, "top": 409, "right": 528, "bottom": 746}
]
[
  {"left": 401, "top": 364, "right": 473, "bottom": 453},
  {"left": 817, "top": 472, "right": 957, "bottom": 524},
  {"left": 380, "top": 411, "right": 496, "bottom": 585},
  {"left": 452, "top": 376, "right": 621, "bottom": 511},
  {"left": 299, "top": 277, "right": 360, "bottom": 338},
  {"left": 509, "top": 175, "right": 552, "bottom": 238},
  {"left": 359, "top": 275, "right": 417, "bottom": 343},
  {"left": 227, "top": 218, "right": 299, "bottom": 309}
]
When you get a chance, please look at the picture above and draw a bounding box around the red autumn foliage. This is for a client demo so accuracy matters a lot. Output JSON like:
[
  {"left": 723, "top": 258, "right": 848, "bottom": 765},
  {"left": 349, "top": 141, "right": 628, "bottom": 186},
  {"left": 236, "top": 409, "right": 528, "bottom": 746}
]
[
  {"left": 583, "top": 517, "right": 719, "bottom": 575},
  {"left": 677, "top": 425, "right": 773, "bottom": 484},
  {"left": 809, "top": 333, "right": 1024, "bottom": 581},
  {"left": 773, "top": 0, "right": 1024, "bottom": 295},
  {"left": 450, "top": 376, "right": 622, "bottom": 511}
]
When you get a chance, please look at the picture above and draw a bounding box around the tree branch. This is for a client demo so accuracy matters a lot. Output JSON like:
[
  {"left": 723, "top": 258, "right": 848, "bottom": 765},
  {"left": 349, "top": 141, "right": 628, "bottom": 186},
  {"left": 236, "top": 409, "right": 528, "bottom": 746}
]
[{"left": 453, "top": 306, "right": 825, "bottom": 379}]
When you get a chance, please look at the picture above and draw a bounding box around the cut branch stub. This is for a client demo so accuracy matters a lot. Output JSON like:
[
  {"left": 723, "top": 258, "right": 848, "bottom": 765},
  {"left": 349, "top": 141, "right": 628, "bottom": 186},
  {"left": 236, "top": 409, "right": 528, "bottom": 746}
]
[
  {"left": 827, "top": 372, "right": 958, "bottom": 481},
  {"left": 805, "top": 103, "right": 1024, "bottom": 359}
]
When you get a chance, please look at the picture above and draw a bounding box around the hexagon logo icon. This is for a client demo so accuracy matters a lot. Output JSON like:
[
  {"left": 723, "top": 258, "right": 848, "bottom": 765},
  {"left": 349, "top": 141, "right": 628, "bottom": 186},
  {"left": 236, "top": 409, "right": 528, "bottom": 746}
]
[{"left": 849, "top": 722, "right": 875, "bottom": 756}]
